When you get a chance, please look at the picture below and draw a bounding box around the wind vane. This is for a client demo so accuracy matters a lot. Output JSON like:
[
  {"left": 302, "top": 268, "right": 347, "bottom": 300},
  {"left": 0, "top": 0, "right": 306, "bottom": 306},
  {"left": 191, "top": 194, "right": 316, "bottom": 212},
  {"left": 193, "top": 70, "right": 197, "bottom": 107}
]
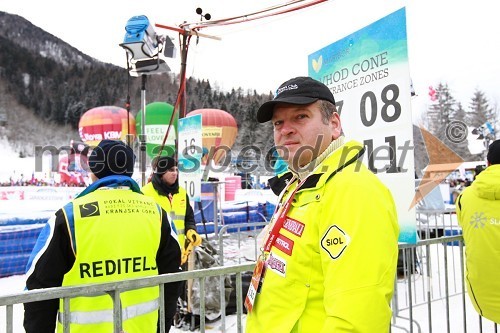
[
  {"left": 152, "top": 0, "right": 327, "bottom": 167},
  {"left": 155, "top": 0, "right": 328, "bottom": 118}
]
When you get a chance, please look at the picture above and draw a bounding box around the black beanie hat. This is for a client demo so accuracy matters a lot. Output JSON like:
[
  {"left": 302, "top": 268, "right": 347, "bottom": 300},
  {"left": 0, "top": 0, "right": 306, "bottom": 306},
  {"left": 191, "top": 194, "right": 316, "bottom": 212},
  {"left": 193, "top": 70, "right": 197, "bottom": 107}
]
[
  {"left": 88, "top": 140, "right": 135, "bottom": 179},
  {"left": 487, "top": 139, "right": 500, "bottom": 165},
  {"left": 153, "top": 156, "right": 177, "bottom": 175}
]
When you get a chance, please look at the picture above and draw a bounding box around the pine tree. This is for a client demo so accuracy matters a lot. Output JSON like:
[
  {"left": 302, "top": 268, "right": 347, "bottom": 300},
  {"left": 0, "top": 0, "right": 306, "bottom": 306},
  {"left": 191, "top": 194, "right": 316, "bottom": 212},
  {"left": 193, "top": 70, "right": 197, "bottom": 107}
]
[
  {"left": 448, "top": 102, "right": 474, "bottom": 160},
  {"left": 466, "top": 89, "right": 497, "bottom": 159},
  {"left": 424, "top": 83, "right": 474, "bottom": 160},
  {"left": 466, "top": 89, "right": 495, "bottom": 131},
  {"left": 425, "top": 83, "right": 456, "bottom": 138},
  {"left": 452, "top": 102, "right": 466, "bottom": 123}
]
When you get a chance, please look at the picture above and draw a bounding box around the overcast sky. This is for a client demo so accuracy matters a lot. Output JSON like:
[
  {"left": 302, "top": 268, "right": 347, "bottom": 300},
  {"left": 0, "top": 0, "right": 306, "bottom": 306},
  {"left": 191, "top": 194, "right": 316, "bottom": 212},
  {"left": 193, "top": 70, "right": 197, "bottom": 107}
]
[{"left": 3, "top": 0, "right": 499, "bottom": 123}]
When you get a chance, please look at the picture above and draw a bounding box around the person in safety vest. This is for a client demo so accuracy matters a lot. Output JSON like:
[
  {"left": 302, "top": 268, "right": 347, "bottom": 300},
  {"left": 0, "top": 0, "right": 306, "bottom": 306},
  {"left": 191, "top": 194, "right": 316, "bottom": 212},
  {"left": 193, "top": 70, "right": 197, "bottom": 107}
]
[
  {"left": 23, "top": 140, "right": 183, "bottom": 333},
  {"left": 245, "top": 76, "right": 400, "bottom": 333},
  {"left": 142, "top": 156, "right": 202, "bottom": 261},
  {"left": 457, "top": 139, "right": 500, "bottom": 324}
]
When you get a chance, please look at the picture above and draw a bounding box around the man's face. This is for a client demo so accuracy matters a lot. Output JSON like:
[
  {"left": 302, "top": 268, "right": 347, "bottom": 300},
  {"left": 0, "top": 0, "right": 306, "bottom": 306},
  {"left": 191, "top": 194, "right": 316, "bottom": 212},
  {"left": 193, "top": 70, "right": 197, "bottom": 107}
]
[
  {"left": 271, "top": 101, "right": 341, "bottom": 168},
  {"left": 161, "top": 166, "right": 178, "bottom": 186}
]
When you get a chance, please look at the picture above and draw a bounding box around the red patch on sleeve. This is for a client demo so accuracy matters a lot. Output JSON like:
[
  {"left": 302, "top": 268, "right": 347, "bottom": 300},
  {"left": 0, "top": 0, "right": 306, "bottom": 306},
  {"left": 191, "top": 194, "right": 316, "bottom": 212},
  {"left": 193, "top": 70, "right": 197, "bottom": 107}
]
[
  {"left": 282, "top": 217, "right": 305, "bottom": 237},
  {"left": 274, "top": 234, "right": 294, "bottom": 256}
]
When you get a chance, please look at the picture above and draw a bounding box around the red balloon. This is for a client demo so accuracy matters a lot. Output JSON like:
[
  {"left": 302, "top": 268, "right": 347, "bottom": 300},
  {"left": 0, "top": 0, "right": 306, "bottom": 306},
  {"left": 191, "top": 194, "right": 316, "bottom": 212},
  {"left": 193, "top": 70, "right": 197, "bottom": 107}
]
[
  {"left": 79, "top": 106, "right": 136, "bottom": 146},
  {"left": 428, "top": 86, "right": 437, "bottom": 101}
]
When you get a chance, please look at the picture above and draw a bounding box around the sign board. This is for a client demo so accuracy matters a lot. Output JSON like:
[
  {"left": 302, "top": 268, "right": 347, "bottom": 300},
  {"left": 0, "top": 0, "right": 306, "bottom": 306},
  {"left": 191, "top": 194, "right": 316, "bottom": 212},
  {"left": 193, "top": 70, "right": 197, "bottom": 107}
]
[
  {"left": 308, "top": 7, "right": 416, "bottom": 243},
  {"left": 178, "top": 114, "right": 203, "bottom": 203}
]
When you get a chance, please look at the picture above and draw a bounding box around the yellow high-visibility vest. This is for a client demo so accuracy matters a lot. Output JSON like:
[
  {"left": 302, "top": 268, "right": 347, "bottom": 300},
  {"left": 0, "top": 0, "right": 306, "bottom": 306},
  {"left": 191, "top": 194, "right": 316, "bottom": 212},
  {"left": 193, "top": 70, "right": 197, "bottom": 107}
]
[
  {"left": 58, "top": 188, "right": 162, "bottom": 333},
  {"left": 142, "top": 182, "right": 188, "bottom": 248}
]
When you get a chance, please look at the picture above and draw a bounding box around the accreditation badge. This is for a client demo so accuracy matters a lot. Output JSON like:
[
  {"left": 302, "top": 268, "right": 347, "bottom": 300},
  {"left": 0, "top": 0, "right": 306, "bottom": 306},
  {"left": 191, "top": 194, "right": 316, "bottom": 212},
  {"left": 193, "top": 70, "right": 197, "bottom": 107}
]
[{"left": 244, "top": 257, "right": 266, "bottom": 313}]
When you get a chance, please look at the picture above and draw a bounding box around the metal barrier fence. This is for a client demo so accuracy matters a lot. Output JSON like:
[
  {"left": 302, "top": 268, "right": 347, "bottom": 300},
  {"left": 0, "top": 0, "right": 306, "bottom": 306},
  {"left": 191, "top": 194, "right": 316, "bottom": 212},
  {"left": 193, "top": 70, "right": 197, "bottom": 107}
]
[
  {"left": 217, "top": 222, "right": 267, "bottom": 333},
  {"left": 2, "top": 221, "right": 500, "bottom": 332},
  {"left": 0, "top": 264, "right": 254, "bottom": 333},
  {"left": 393, "top": 208, "right": 498, "bottom": 333}
]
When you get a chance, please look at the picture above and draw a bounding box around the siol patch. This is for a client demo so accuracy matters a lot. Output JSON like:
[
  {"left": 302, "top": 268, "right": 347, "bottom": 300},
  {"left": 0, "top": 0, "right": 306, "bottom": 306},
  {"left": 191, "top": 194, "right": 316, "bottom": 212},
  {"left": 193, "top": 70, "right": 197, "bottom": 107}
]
[{"left": 320, "top": 225, "right": 350, "bottom": 260}]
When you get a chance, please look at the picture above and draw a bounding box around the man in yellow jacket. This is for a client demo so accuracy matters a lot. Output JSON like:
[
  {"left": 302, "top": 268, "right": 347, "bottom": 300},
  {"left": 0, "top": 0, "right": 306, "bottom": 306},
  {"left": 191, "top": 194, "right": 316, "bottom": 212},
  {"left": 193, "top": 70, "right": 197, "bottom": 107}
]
[
  {"left": 457, "top": 139, "right": 500, "bottom": 324},
  {"left": 245, "top": 76, "right": 399, "bottom": 333},
  {"left": 24, "top": 140, "right": 183, "bottom": 333},
  {"left": 142, "top": 156, "right": 202, "bottom": 260}
]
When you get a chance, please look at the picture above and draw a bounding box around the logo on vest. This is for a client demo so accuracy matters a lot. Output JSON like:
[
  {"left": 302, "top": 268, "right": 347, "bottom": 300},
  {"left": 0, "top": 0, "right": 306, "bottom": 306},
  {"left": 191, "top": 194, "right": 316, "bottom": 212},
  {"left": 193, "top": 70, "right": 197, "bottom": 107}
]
[
  {"left": 469, "top": 211, "right": 487, "bottom": 228},
  {"left": 267, "top": 252, "right": 286, "bottom": 277},
  {"left": 282, "top": 217, "right": 305, "bottom": 237},
  {"left": 320, "top": 225, "right": 350, "bottom": 260},
  {"left": 274, "top": 234, "right": 294, "bottom": 256},
  {"left": 101, "top": 198, "right": 157, "bottom": 215},
  {"left": 79, "top": 201, "right": 100, "bottom": 217}
]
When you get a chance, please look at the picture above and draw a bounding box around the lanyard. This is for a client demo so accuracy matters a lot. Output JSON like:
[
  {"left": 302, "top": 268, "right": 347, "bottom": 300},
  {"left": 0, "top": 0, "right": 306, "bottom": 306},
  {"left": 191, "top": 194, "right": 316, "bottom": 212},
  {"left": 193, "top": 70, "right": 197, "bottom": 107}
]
[
  {"left": 245, "top": 175, "right": 307, "bottom": 313},
  {"left": 263, "top": 176, "right": 306, "bottom": 253}
]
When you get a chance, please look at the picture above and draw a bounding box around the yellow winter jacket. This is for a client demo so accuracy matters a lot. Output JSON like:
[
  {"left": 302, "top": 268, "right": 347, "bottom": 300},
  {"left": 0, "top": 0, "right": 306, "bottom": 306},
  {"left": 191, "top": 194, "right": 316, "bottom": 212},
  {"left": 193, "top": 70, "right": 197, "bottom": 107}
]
[
  {"left": 246, "top": 140, "right": 399, "bottom": 333},
  {"left": 457, "top": 164, "right": 500, "bottom": 323}
]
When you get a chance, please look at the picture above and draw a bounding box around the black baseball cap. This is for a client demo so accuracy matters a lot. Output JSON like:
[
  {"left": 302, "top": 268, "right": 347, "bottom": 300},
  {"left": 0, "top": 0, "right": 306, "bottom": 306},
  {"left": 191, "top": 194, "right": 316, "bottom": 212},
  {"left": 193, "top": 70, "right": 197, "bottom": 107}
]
[{"left": 256, "top": 76, "right": 336, "bottom": 123}]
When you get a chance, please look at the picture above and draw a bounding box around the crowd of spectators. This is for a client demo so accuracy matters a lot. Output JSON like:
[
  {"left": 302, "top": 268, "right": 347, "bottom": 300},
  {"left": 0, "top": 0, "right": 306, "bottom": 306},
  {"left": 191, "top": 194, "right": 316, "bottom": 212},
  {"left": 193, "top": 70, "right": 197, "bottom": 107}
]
[
  {"left": 446, "top": 165, "right": 486, "bottom": 204},
  {"left": 0, "top": 174, "right": 86, "bottom": 187}
]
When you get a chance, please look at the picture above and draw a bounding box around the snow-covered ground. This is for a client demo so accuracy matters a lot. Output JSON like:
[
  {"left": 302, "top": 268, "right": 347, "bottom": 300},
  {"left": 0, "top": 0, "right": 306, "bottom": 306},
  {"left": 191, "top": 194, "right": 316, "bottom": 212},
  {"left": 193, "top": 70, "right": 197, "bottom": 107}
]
[{"left": 0, "top": 137, "right": 39, "bottom": 184}]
